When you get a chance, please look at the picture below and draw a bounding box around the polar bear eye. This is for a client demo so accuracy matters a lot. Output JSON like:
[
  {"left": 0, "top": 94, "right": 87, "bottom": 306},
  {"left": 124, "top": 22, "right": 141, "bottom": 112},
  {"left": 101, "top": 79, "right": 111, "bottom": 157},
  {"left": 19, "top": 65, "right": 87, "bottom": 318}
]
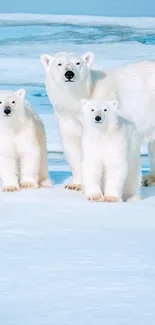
[
  {"left": 76, "top": 62, "right": 80, "bottom": 65},
  {"left": 58, "top": 63, "right": 62, "bottom": 66},
  {"left": 104, "top": 109, "right": 107, "bottom": 112},
  {"left": 12, "top": 101, "right": 15, "bottom": 104},
  {"left": 91, "top": 109, "right": 94, "bottom": 112},
  {"left": 0, "top": 101, "right": 2, "bottom": 104}
]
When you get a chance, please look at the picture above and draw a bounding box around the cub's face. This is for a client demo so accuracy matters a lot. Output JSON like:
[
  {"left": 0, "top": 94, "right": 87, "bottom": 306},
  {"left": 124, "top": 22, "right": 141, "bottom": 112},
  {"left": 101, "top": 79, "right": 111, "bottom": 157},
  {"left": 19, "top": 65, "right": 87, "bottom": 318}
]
[
  {"left": 41, "top": 52, "right": 94, "bottom": 86},
  {"left": 81, "top": 98, "right": 118, "bottom": 126},
  {"left": 0, "top": 89, "right": 25, "bottom": 120}
]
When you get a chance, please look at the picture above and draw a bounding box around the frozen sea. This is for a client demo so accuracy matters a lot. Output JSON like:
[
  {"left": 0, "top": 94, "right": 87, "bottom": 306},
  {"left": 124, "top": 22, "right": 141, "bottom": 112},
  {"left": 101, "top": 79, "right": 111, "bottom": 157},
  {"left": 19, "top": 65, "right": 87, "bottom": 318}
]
[{"left": 1, "top": 14, "right": 155, "bottom": 325}]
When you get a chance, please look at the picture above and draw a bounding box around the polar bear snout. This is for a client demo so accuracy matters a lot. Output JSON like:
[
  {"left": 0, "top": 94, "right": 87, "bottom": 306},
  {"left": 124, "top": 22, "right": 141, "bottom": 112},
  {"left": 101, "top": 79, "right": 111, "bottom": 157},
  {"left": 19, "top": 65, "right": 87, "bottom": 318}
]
[
  {"left": 4, "top": 106, "right": 11, "bottom": 116},
  {"left": 95, "top": 115, "right": 102, "bottom": 123},
  {"left": 64, "top": 70, "right": 75, "bottom": 81}
]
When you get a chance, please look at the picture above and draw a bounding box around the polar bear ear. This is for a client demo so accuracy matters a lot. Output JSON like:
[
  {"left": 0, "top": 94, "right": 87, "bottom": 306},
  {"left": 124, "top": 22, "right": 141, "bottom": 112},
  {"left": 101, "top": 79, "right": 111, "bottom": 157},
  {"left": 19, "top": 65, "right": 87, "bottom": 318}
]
[
  {"left": 40, "top": 54, "right": 53, "bottom": 71},
  {"left": 16, "top": 89, "right": 26, "bottom": 99},
  {"left": 82, "top": 52, "right": 94, "bottom": 67},
  {"left": 81, "top": 98, "right": 88, "bottom": 108},
  {"left": 109, "top": 99, "right": 119, "bottom": 112}
]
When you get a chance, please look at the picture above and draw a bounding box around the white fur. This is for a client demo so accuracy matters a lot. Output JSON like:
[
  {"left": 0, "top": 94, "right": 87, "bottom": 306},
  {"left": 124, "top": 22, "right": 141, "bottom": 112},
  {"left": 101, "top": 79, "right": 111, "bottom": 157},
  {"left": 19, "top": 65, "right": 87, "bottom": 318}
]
[
  {"left": 0, "top": 89, "right": 51, "bottom": 191},
  {"left": 81, "top": 99, "right": 141, "bottom": 202},
  {"left": 41, "top": 52, "right": 155, "bottom": 187}
]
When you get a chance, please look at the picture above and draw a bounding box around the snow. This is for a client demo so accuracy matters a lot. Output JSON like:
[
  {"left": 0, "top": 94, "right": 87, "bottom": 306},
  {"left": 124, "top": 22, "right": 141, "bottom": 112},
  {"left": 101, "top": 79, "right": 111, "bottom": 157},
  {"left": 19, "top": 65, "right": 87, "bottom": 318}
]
[{"left": 0, "top": 159, "right": 155, "bottom": 325}]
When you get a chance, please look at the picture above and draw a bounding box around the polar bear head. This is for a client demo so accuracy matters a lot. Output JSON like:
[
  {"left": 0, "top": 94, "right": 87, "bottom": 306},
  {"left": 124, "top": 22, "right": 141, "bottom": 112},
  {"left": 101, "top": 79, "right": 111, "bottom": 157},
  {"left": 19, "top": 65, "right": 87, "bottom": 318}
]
[
  {"left": 40, "top": 52, "right": 94, "bottom": 86},
  {"left": 81, "top": 98, "right": 119, "bottom": 128},
  {"left": 0, "top": 89, "right": 25, "bottom": 120}
]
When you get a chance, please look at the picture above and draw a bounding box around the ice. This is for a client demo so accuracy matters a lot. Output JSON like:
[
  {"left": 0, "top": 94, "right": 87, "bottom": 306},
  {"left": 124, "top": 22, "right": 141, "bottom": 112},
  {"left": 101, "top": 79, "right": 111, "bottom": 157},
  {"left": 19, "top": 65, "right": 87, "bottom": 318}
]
[{"left": 1, "top": 14, "right": 155, "bottom": 29}]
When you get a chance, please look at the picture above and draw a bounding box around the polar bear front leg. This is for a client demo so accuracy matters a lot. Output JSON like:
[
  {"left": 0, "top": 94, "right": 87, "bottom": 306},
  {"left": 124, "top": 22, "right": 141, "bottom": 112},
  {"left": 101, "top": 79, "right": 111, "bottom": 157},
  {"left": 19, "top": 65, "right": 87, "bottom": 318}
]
[
  {"left": 82, "top": 158, "right": 104, "bottom": 202},
  {"left": 59, "top": 122, "right": 82, "bottom": 191},
  {"left": 143, "top": 141, "right": 155, "bottom": 186},
  {"left": 1, "top": 154, "right": 19, "bottom": 192},
  {"left": 19, "top": 142, "right": 40, "bottom": 189},
  {"left": 104, "top": 163, "right": 128, "bottom": 203},
  {"left": 64, "top": 135, "right": 82, "bottom": 191}
]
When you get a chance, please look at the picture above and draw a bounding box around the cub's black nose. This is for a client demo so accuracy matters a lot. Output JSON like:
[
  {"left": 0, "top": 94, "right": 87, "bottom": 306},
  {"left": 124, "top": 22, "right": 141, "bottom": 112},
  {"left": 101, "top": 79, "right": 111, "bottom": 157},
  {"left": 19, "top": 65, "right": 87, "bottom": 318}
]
[
  {"left": 4, "top": 107, "right": 11, "bottom": 116},
  {"left": 95, "top": 116, "right": 101, "bottom": 122},
  {"left": 65, "top": 70, "right": 75, "bottom": 80}
]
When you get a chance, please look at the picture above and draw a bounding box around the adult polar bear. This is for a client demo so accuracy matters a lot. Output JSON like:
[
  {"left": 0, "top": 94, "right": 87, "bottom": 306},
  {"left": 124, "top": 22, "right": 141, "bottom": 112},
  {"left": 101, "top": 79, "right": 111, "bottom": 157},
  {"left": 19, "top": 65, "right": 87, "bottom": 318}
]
[{"left": 41, "top": 52, "right": 155, "bottom": 189}]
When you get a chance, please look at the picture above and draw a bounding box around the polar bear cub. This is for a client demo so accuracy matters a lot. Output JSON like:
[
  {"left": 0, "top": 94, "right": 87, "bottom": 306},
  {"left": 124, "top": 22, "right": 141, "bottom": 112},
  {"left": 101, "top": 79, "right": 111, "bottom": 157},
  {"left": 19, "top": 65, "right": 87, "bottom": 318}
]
[
  {"left": 81, "top": 98, "right": 141, "bottom": 202},
  {"left": 0, "top": 89, "right": 51, "bottom": 192}
]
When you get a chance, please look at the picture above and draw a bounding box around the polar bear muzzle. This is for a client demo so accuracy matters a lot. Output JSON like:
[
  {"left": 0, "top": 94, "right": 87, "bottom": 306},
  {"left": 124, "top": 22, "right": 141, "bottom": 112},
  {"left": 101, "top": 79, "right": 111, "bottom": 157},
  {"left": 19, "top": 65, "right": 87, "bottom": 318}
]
[
  {"left": 64, "top": 70, "right": 75, "bottom": 82},
  {"left": 4, "top": 106, "right": 11, "bottom": 116},
  {"left": 95, "top": 116, "right": 102, "bottom": 123}
]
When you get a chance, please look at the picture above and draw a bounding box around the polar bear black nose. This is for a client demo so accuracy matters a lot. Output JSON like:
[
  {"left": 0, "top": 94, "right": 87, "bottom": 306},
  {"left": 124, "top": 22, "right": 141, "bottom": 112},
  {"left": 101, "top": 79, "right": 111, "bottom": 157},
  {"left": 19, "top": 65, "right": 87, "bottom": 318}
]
[
  {"left": 95, "top": 116, "right": 101, "bottom": 122},
  {"left": 4, "top": 107, "right": 11, "bottom": 116},
  {"left": 65, "top": 70, "right": 75, "bottom": 80}
]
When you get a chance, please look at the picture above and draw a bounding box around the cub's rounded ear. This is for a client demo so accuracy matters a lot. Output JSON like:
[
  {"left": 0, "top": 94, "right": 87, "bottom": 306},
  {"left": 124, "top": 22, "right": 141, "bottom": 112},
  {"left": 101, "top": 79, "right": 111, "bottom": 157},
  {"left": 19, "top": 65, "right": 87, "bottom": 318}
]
[
  {"left": 81, "top": 52, "right": 94, "bottom": 67},
  {"left": 40, "top": 54, "right": 53, "bottom": 71},
  {"left": 109, "top": 99, "right": 119, "bottom": 112},
  {"left": 16, "top": 89, "right": 26, "bottom": 99},
  {"left": 81, "top": 98, "right": 88, "bottom": 108}
]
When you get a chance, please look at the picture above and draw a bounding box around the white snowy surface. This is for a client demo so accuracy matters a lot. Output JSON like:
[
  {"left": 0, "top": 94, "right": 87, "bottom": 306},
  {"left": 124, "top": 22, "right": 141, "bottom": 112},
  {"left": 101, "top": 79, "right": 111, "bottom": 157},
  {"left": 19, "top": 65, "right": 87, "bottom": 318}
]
[{"left": 0, "top": 162, "right": 155, "bottom": 325}]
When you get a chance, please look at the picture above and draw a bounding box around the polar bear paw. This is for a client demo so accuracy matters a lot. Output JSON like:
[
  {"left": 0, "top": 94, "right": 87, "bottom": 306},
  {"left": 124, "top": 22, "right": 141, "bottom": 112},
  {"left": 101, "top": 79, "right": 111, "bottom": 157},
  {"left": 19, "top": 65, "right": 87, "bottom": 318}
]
[
  {"left": 65, "top": 183, "right": 82, "bottom": 191},
  {"left": 2, "top": 185, "right": 20, "bottom": 192},
  {"left": 87, "top": 193, "right": 105, "bottom": 202},
  {"left": 20, "top": 182, "right": 38, "bottom": 189},
  {"left": 104, "top": 196, "right": 121, "bottom": 203},
  {"left": 142, "top": 173, "right": 155, "bottom": 187},
  {"left": 39, "top": 179, "right": 52, "bottom": 188}
]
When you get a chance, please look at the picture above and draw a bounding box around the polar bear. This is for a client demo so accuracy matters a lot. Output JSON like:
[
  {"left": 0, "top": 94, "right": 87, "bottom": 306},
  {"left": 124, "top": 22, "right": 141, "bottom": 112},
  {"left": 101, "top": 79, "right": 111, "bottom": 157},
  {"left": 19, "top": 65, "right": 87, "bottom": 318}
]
[
  {"left": 41, "top": 51, "right": 95, "bottom": 191},
  {"left": 41, "top": 52, "right": 155, "bottom": 189},
  {"left": 81, "top": 98, "right": 141, "bottom": 202},
  {"left": 0, "top": 89, "right": 51, "bottom": 192}
]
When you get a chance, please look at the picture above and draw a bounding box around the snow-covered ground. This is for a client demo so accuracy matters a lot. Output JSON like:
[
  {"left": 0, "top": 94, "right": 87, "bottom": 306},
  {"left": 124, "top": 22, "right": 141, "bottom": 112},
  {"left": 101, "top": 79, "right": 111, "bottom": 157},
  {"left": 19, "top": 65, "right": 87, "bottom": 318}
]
[{"left": 0, "top": 158, "right": 155, "bottom": 325}]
